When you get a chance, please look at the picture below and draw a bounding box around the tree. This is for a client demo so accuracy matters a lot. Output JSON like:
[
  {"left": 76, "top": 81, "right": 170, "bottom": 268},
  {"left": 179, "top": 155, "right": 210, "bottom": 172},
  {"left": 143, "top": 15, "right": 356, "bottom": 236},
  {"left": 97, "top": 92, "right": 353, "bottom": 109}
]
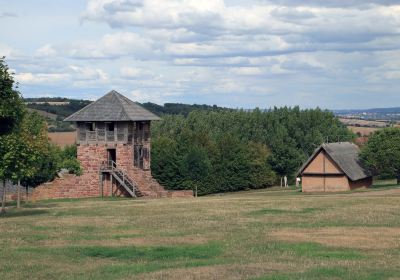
[
  {"left": 151, "top": 136, "right": 183, "bottom": 189},
  {"left": 247, "top": 142, "right": 276, "bottom": 188},
  {"left": 56, "top": 144, "right": 82, "bottom": 176},
  {"left": 0, "top": 57, "right": 24, "bottom": 135},
  {"left": 182, "top": 146, "right": 210, "bottom": 197},
  {"left": 0, "top": 57, "right": 25, "bottom": 213},
  {"left": 2, "top": 133, "right": 34, "bottom": 208},
  {"left": 360, "top": 128, "right": 400, "bottom": 184}
]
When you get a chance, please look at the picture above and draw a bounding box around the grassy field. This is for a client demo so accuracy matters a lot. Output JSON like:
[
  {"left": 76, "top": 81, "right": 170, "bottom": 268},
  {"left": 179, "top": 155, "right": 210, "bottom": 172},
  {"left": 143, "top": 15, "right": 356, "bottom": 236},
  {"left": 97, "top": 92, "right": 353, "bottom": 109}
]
[
  {"left": 1, "top": 186, "right": 400, "bottom": 279},
  {"left": 347, "top": 126, "right": 380, "bottom": 136},
  {"left": 48, "top": 131, "right": 76, "bottom": 147}
]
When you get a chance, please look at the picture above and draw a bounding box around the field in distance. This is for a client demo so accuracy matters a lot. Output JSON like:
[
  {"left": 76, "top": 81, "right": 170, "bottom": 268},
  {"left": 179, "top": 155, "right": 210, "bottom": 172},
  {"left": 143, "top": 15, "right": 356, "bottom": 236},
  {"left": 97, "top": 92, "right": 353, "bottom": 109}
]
[
  {"left": 48, "top": 131, "right": 76, "bottom": 147},
  {"left": 1, "top": 184, "right": 400, "bottom": 279}
]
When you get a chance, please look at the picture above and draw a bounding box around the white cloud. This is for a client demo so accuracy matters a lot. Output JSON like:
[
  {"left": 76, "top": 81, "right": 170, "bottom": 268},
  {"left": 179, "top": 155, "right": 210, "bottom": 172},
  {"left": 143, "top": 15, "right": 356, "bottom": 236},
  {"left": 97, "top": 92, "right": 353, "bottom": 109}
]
[
  {"left": 66, "top": 32, "right": 155, "bottom": 59},
  {"left": 129, "top": 89, "right": 166, "bottom": 103},
  {"left": 4, "top": 0, "right": 400, "bottom": 109},
  {"left": 120, "top": 66, "right": 154, "bottom": 79},
  {"left": 36, "top": 44, "right": 57, "bottom": 57},
  {"left": 14, "top": 72, "right": 69, "bottom": 85},
  {"left": 230, "top": 67, "right": 264, "bottom": 75},
  {"left": 0, "top": 43, "right": 21, "bottom": 59},
  {"left": 69, "top": 65, "right": 109, "bottom": 81}
]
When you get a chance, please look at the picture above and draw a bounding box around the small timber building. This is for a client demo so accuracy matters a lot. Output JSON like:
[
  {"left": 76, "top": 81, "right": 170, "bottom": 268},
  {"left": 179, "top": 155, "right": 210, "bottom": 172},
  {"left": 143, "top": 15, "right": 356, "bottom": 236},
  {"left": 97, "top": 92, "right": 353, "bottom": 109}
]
[
  {"left": 298, "top": 142, "right": 372, "bottom": 192},
  {"left": 31, "top": 90, "right": 193, "bottom": 200}
]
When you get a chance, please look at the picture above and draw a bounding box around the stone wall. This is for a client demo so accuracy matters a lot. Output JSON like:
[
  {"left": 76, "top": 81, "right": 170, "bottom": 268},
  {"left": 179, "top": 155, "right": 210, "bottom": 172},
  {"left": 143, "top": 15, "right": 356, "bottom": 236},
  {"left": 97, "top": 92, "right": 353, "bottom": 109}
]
[{"left": 31, "top": 143, "right": 193, "bottom": 200}]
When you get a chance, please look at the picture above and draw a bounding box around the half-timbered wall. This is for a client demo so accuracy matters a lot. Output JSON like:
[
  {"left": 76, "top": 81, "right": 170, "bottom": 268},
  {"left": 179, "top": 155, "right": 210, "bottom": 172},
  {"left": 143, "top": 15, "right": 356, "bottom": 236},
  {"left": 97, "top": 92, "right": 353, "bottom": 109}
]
[{"left": 76, "top": 121, "right": 148, "bottom": 145}]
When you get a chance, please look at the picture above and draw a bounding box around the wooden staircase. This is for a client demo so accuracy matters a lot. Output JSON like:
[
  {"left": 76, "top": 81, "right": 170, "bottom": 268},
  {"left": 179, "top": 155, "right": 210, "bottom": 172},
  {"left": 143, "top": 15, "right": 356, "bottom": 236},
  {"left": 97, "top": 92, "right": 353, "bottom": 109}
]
[{"left": 101, "top": 161, "right": 142, "bottom": 197}]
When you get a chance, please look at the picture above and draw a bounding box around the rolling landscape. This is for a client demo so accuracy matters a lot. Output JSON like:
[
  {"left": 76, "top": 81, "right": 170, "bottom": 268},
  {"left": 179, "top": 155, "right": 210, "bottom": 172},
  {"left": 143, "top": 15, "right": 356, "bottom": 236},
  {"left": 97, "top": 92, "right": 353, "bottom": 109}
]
[
  {"left": 24, "top": 97, "right": 400, "bottom": 146},
  {"left": 3, "top": 1, "right": 400, "bottom": 279}
]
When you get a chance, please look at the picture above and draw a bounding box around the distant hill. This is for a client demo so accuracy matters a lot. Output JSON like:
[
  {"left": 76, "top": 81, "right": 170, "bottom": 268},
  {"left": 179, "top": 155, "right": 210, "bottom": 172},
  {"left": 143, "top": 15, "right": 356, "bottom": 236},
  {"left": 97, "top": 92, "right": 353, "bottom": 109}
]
[
  {"left": 24, "top": 97, "right": 230, "bottom": 131},
  {"left": 26, "top": 97, "right": 400, "bottom": 131},
  {"left": 333, "top": 107, "right": 400, "bottom": 121},
  {"left": 140, "top": 102, "right": 230, "bottom": 116},
  {"left": 25, "top": 98, "right": 92, "bottom": 118}
]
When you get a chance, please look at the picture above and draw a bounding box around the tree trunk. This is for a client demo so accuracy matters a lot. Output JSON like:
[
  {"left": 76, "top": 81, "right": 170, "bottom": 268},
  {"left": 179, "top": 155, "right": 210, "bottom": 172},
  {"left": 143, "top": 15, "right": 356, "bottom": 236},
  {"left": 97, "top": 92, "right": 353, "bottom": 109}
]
[
  {"left": 17, "top": 179, "right": 21, "bottom": 209},
  {"left": 280, "top": 177, "right": 283, "bottom": 188},
  {"left": 397, "top": 174, "right": 400, "bottom": 185},
  {"left": 1, "top": 180, "right": 6, "bottom": 214}
]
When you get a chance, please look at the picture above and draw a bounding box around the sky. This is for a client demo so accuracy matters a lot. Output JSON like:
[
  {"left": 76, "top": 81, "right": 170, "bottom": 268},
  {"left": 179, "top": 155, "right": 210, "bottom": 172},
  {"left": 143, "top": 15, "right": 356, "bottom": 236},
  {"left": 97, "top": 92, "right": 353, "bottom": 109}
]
[{"left": 1, "top": 0, "right": 400, "bottom": 109}]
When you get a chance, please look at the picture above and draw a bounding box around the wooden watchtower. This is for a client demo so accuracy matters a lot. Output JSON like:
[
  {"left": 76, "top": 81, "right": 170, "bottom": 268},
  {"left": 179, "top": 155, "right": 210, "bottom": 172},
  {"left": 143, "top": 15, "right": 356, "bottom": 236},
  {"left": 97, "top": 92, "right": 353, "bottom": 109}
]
[{"left": 64, "top": 90, "right": 167, "bottom": 197}]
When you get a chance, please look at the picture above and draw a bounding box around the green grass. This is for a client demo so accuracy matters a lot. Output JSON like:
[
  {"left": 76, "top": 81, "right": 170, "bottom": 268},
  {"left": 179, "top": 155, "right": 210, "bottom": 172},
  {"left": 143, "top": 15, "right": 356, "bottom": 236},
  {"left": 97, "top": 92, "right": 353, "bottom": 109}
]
[
  {"left": 249, "top": 207, "right": 321, "bottom": 215},
  {"left": 1, "top": 187, "right": 400, "bottom": 279},
  {"left": 18, "top": 243, "right": 222, "bottom": 261}
]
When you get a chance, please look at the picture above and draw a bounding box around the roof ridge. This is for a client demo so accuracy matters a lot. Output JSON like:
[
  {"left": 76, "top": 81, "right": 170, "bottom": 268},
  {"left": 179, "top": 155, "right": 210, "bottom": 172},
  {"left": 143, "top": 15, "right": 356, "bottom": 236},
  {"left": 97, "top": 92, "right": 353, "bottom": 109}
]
[
  {"left": 64, "top": 90, "right": 160, "bottom": 122},
  {"left": 64, "top": 90, "right": 116, "bottom": 121},
  {"left": 112, "top": 90, "right": 131, "bottom": 121}
]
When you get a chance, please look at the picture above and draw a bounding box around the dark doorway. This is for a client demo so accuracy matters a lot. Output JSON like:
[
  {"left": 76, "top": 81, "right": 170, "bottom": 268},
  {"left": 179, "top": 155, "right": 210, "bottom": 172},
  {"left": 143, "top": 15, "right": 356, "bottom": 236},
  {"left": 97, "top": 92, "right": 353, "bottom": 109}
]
[
  {"left": 134, "top": 145, "right": 144, "bottom": 169},
  {"left": 107, "top": 149, "right": 116, "bottom": 164}
]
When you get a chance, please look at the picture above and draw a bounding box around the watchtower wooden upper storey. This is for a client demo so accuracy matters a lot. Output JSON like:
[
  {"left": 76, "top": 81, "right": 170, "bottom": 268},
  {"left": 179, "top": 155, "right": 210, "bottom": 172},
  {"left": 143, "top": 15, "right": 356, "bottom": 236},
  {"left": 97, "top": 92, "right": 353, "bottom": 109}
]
[{"left": 64, "top": 90, "right": 160, "bottom": 171}]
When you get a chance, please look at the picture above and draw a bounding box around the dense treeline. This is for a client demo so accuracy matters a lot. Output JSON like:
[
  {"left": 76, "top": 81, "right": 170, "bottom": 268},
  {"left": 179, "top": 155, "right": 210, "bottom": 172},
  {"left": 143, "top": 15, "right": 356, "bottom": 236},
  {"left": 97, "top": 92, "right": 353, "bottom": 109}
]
[{"left": 151, "top": 108, "right": 354, "bottom": 195}]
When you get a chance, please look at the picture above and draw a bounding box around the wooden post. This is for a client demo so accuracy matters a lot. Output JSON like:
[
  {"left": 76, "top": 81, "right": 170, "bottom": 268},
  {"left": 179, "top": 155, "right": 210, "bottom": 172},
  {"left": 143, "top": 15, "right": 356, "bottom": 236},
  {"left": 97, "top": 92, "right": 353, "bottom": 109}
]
[
  {"left": 17, "top": 179, "right": 21, "bottom": 209},
  {"left": 114, "top": 123, "right": 117, "bottom": 143},
  {"left": 1, "top": 180, "right": 6, "bottom": 214},
  {"left": 323, "top": 151, "right": 326, "bottom": 192},
  {"left": 195, "top": 184, "right": 198, "bottom": 198},
  {"left": 111, "top": 175, "right": 114, "bottom": 197},
  {"left": 100, "top": 173, "right": 103, "bottom": 197}
]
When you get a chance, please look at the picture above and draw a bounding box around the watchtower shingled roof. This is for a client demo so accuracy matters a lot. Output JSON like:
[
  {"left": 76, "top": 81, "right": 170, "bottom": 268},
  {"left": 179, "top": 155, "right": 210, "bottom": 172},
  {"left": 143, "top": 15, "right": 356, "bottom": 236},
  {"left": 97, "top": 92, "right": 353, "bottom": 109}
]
[{"left": 64, "top": 90, "right": 160, "bottom": 122}]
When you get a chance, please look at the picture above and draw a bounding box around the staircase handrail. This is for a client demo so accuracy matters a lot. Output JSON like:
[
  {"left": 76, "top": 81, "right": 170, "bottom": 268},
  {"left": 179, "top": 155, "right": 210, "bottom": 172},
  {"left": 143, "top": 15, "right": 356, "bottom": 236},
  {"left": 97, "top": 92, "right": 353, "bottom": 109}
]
[{"left": 105, "top": 160, "right": 138, "bottom": 192}]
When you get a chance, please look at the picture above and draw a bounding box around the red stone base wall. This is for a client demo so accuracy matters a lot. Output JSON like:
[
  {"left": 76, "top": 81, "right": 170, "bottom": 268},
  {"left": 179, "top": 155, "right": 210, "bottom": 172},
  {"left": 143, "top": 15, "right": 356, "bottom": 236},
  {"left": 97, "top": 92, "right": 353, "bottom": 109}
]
[{"left": 31, "top": 143, "right": 193, "bottom": 200}]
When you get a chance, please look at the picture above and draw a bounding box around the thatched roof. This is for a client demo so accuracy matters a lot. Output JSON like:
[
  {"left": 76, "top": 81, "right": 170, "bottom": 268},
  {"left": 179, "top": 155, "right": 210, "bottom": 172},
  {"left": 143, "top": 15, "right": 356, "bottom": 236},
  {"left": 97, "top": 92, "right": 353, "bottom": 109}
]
[
  {"left": 64, "top": 90, "right": 160, "bottom": 122},
  {"left": 298, "top": 142, "right": 371, "bottom": 181}
]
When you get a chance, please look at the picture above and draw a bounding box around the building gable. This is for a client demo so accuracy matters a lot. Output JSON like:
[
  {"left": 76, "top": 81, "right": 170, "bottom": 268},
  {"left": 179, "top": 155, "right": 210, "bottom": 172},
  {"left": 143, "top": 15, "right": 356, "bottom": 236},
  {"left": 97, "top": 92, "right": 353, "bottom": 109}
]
[
  {"left": 303, "top": 150, "right": 344, "bottom": 175},
  {"left": 298, "top": 142, "right": 371, "bottom": 181}
]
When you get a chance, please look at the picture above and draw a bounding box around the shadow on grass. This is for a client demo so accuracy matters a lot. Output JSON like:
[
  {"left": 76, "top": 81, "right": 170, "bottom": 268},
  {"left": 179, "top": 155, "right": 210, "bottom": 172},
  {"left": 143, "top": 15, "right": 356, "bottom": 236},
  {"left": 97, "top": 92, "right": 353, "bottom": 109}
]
[
  {"left": 34, "top": 196, "right": 135, "bottom": 204},
  {"left": 370, "top": 184, "right": 399, "bottom": 189},
  {"left": 248, "top": 207, "right": 321, "bottom": 216},
  {"left": 0, "top": 209, "right": 49, "bottom": 218},
  {"left": 22, "top": 203, "right": 58, "bottom": 209}
]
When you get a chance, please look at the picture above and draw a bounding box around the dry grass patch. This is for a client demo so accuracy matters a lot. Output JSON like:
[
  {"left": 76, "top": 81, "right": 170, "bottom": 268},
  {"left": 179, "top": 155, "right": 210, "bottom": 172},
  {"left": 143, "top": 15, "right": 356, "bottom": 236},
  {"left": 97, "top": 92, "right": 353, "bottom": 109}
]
[
  {"left": 134, "top": 262, "right": 291, "bottom": 280},
  {"left": 2, "top": 188, "right": 400, "bottom": 279},
  {"left": 270, "top": 227, "right": 400, "bottom": 249}
]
